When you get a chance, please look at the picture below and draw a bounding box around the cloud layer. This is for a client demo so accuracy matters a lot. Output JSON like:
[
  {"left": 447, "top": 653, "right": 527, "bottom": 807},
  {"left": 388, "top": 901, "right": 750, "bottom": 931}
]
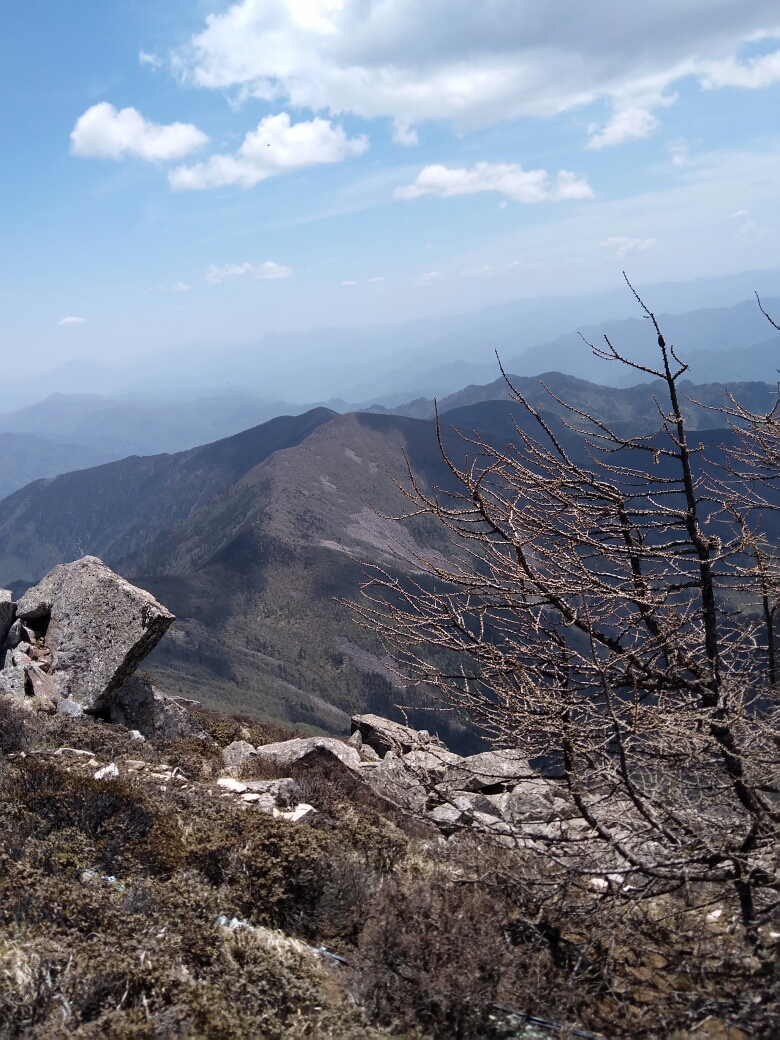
[
  {"left": 396, "top": 163, "right": 592, "bottom": 203},
  {"left": 169, "top": 112, "right": 367, "bottom": 189},
  {"left": 204, "top": 260, "right": 293, "bottom": 283},
  {"left": 177, "top": 1, "right": 780, "bottom": 144},
  {"left": 71, "top": 103, "right": 207, "bottom": 161}
]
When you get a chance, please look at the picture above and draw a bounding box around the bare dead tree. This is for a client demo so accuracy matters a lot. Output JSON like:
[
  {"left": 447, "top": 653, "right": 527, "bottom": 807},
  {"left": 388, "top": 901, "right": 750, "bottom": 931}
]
[{"left": 353, "top": 276, "right": 780, "bottom": 937}]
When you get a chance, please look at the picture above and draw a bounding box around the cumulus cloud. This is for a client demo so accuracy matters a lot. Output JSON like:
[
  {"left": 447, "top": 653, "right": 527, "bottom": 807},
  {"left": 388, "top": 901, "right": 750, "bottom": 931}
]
[
  {"left": 396, "top": 162, "right": 592, "bottom": 203},
  {"left": 176, "top": 1, "right": 780, "bottom": 143},
  {"left": 602, "top": 237, "right": 656, "bottom": 258},
  {"left": 70, "top": 103, "right": 208, "bottom": 161},
  {"left": 139, "top": 51, "right": 162, "bottom": 69},
  {"left": 169, "top": 111, "right": 367, "bottom": 189},
  {"left": 588, "top": 107, "right": 660, "bottom": 149},
  {"left": 700, "top": 48, "right": 780, "bottom": 89},
  {"left": 204, "top": 260, "right": 293, "bottom": 283},
  {"left": 58, "top": 316, "right": 86, "bottom": 325}
]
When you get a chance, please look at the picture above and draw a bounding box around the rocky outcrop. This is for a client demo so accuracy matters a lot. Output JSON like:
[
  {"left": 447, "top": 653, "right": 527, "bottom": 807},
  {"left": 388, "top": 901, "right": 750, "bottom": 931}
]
[
  {"left": 255, "top": 736, "right": 362, "bottom": 772},
  {"left": 106, "top": 675, "right": 206, "bottom": 740},
  {"left": 351, "top": 713, "right": 443, "bottom": 756},
  {"left": 0, "top": 556, "right": 201, "bottom": 739},
  {"left": 15, "top": 556, "right": 174, "bottom": 712}
]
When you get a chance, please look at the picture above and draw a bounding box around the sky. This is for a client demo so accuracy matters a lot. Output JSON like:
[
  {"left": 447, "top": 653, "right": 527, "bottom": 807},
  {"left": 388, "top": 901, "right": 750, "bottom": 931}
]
[{"left": 3, "top": 1, "right": 780, "bottom": 372}]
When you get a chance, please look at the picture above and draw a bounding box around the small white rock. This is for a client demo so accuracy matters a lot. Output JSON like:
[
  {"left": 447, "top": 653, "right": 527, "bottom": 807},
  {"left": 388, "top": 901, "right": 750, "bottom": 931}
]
[
  {"left": 94, "top": 763, "right": 119, "bottom": 781},
  {"left": 217, "top": 777, "right": 247, "bottom": 794},
  {"left": 129, "top": 729, "right": 145, "bottom": 741},
  {"left": 280, "top": 803, "right": 317, "bottom": 822},
  {"left": 590, "top": 877, "right": 609, "bottom": 890}
]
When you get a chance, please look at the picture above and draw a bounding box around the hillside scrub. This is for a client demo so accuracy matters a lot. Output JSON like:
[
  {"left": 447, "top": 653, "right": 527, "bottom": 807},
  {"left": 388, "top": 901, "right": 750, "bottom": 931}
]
[
  {"left": 356, "top": 282, "right": 780, "bottom": 970},
  {"left": 0, "top": 697, "right": 778, "bottom": 1038}
]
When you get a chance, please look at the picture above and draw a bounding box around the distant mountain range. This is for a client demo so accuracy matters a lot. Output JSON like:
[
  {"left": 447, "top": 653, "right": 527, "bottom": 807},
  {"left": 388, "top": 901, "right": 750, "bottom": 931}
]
[{"left": 0, "top": 373, "right": 769, "bottom": 739}]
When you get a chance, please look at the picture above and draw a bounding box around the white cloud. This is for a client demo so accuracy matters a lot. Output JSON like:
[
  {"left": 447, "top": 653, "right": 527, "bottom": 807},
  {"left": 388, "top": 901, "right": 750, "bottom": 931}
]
[
  {"left": 419, "top": 271, "right": 442, "bottom": 283},
  {"left": 368, "top": 276, "right": 385, "bottom": 282},
  {"left": 668, "top": 140, "right": 689, "bottom": 166},
  {"left": 172, "top": 281, "right": 192, "bottom": 292},
  {"left": 602, "top": 236, "right": 656, "bottom": 258},
  {"left": 139, "top": 51, "right": 162, "bottom": 69},
  {"left": 396, "top": 162, "right": 592, "bottom": 203},
  {"left": 462, "top": 265, "right": 494, "bottom": 277},
  {"left": 700, "top": 48, "right": 780, "bottom": 89},
  {"left": 341, "top": 279, "right": 357, "bottom": 285},
  {"left": 588, "top": 106, "right": 659, "bottom": 149},
  {"left": 176, "top": 1, "right": 780, "bottom": 144},
  {"left": 204, "top": 260, "right": 294, "bottom": 283},
  {"left": 169, "top": 111, "right": 367, "bottom": 190},
  {"left": 70, "top": 103, "right": 208, "bottom": 161},
  {"left": 58, "top": 316, "right": 86, "bottom": 325}
]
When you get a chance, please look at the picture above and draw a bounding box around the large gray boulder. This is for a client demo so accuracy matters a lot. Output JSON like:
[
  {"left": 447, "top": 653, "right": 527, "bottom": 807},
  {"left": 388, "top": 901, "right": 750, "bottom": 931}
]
[
  {"left": 351, "top": 713, "right": 440, "bottom": 757},
  {"left": 441, "top": 748, "right": 534, "bottom": 792},
  {"left": 0, "top": 590, "right": 15, "bottom": 647},
  {"left": 106, "top": 675, "right": 206, "bottom": 740},
  {"left": 254, "top": 736, "right": 362, "bottom": 772},
  {"left": 16, "top": 556, "right": 174, "bottom": 712},
  {"left": 222, "top": 740, "right": 258, "bottom": 772}
]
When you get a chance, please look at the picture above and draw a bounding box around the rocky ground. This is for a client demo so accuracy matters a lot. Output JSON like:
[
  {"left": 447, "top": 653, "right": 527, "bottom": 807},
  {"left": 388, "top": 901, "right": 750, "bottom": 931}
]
[{"left": 0, "top": 559, "right": 777, "bottom": 1038}]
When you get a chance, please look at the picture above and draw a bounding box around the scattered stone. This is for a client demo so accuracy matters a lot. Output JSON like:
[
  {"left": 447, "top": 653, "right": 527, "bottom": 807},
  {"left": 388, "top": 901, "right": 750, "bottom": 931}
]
[
  {"left": 222, "top": 740, "right": 258, "bottom": 772},
  {"left": 106, "top": 675, "right": 205, "bottom": 740},
  {"left": 280, "top": 803, "right": 317, "bottom": 822},
  {"left": 217, "top": 777, "right": 247, "bottom": 793},
  {"left": 94, "top": 763, "right": 119, "bottom": 781},
  {"left": 255, "top": 736, "right": 362, "bottom": 772},
  {"left": 241, "top": 792, "right": 276, "bottom": 812},
  {"left": 129, "top": 729, "right": 145, "bottom": 741},
  {"left": 15, "top": 556, "right": 174, "bottom": 712},
  {"left": 243, "top": 778, "right": 301, "bottom": 805}
]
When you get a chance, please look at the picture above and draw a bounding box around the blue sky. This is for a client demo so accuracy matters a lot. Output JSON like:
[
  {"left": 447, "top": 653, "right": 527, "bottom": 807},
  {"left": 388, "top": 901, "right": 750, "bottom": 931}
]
[{"left": 2, "top": 1, "right": 780, "bottom": 372}]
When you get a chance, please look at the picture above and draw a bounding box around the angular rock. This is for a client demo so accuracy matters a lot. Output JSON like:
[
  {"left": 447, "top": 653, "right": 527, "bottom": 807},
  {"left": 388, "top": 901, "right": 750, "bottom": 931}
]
[
  {"left": 222, "top": 740, "right": 258, "bottom": 772},
  {"left": 351, "top": 713, "right": 439, "bottom": 757},
  {"left": 360, "top": 745, "right": 381, "bottom": 762},
  {"left": 448, "top": 791, "right": 504, "bottom": 817},
  {"left": 280, "top": 803, "right": 317, "bottom": 822},
  {"left": 254, "top": 736, "right": 362, "bottom": 772},
  {"left": 217, "top": 777, "right": 247, "bottom": 793},
  {"left": 441, "top": 748, "right": 534, "bottom": 792},
  {"left": 402, "top": 747, "right": 463, "bottom": 785},
  {"left": 487, "top": 781, "right": 557, "bottom": 824},
  {"left": 0, "top": 667, "right": 28, "bottom": 699},
  {"left": 429, "top": 803, "right": 465, "bottom": 832},
  {"left": 94, "top": 763, "right": 119, "bottom": 780},
  {"left": 4, "top": 619, "right": 23, "bottom": 650},
  {"left": 366, "top": 750, "right": 428, "bottom": 811},
  {"left": 24, "top": 661, "right": 60, "bottom": 703},
  {"left": 241, "top": 792, "right": 276, "bottom": 812},
  {"left": 243, "top": 777, "right": 301, "bottom": 805},
  {"left": 346, "top": 729, "right": 362, "bottom": 750},
  {"left": 16, "top": 557, "right": 174, "bottom": 712},
  {"left": 106, "top": 675, "right": 206, "bottom": 740},
  {"left": 0, "top": 590, "right": 15, "bottom": 647}
]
